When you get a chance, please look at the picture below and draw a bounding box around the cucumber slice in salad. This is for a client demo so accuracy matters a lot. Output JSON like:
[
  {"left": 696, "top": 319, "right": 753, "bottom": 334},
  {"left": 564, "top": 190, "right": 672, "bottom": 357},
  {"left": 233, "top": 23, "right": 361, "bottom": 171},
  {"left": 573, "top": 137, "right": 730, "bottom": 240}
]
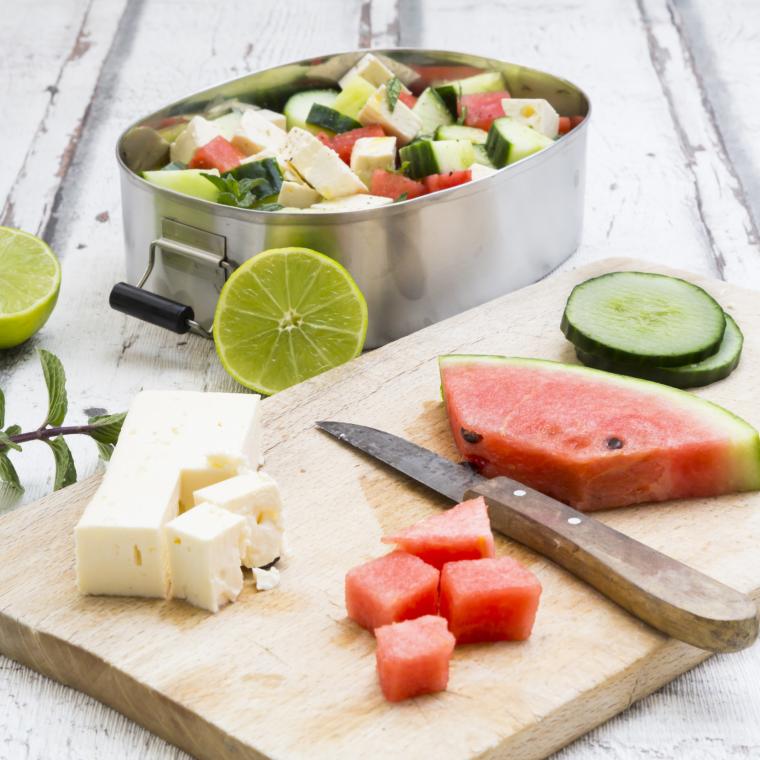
[
  {"left": 575, "top": 313, "right": 743, "bottom": 388},
  {"left": 284, "top": 89, "right": 339, "bottom": 133},
  {"left": 435, "top": 124, "right": 488, "bottom": 144},
  {"left": 435, "top": 71, "right": 505, "bottom": 116},
  {"left": 471, "top": 144, "right": 495, "bottom": 168},
  {"left": 486, "top": 117, "right": 554, "bottom": 167},
  {"left": 561, "top": 271, "right": 727, "bottom": 367},
  {"left": 412, "top": 87, "right": 454, "bottom": 135},
  {"left": 399, "top": 139, "right": 475, "bottom": 179},
  {"left": 306, "top": 104, "right": 361, "bottom": 134},
  {"left": 333, "top": 76, "right": 376, "bottom": 120}
]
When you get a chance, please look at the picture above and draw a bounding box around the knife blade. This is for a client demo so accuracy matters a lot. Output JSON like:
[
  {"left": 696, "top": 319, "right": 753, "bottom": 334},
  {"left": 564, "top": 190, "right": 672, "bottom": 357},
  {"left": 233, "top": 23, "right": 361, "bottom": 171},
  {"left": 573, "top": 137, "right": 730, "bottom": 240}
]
[{"left": 317, "top": 420, "right": 759, "bottom": 653}]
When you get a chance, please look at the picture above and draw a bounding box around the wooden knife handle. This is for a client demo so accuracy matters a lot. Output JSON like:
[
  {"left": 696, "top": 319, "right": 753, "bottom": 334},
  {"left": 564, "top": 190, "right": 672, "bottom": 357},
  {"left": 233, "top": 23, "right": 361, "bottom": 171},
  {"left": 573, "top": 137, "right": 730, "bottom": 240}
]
[{"left": 468, "top": 477, "right": 759, "bottom": 652}]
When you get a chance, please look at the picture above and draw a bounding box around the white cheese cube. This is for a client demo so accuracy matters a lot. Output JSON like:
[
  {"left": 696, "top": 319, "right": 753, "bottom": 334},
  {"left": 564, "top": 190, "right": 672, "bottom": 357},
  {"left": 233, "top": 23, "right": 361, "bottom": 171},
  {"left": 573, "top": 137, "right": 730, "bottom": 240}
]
[
  {"left": 256, "top": 107, "right": 287, "bottom": 130},
  {"left": 253, "top": 566, "right": 281, "bottom": 591},
  {"left": 501, "top": 98, "right": 560, "bottom": 139},
  {"left": 232, "top": 109, "right": 287, "bottom": 156},
  {"left": 339, "top": 53, "right": 410, "bottom": 92},
  {"left": 166, "top": 503, "right": 252, "bottom": 613},
  {"left": 277, "top": 180, "right": 321, "bottom": 208},
  {"left": 75, "top": 391, "right": 261, "bottom": 599},
  {"left": 358, "top": 86, "right": 421, "bottom": 146},
  {"left": 282, "top": 128, "right": 367, "bottom": 199},
  {"left": 350, "top": 136, "right": 397, "bottom": 186},
  {"left": 309, "top": 194, "right": 392, "bottom": 212},
  {"left": 470, "top": 163, "right": 499, "bottom": 180},
  {"left": 170, "top": 116, "right": 221, "bottom": 164},
  {"left": 193, "top": 471, "right": 284, "bottom": 568}
]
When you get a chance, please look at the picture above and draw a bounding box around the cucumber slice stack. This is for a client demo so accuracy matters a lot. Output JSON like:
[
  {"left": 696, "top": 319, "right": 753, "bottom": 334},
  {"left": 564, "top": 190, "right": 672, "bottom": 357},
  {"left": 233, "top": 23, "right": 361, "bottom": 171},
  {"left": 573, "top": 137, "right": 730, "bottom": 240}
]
[{"left": 562, "top": 271, "right": 743, "bottom": 388}]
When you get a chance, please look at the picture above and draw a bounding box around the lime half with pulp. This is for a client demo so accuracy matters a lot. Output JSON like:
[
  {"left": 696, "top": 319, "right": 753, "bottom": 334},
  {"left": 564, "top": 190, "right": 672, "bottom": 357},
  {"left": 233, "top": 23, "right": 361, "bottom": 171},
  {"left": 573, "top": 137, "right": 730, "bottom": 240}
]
[
  {"left": 214, "top": 247, "right": 368, "bottom": 394},
  {"left": 0, "top": 227, "right": 61, "bottom": 349}
]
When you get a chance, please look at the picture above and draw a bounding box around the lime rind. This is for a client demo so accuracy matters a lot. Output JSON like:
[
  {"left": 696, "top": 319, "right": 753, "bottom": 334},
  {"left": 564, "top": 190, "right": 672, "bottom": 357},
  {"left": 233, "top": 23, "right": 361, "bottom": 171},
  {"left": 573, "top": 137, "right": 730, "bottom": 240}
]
[{"left": 213, "top": 247, "right": 368, "bottom": 394}]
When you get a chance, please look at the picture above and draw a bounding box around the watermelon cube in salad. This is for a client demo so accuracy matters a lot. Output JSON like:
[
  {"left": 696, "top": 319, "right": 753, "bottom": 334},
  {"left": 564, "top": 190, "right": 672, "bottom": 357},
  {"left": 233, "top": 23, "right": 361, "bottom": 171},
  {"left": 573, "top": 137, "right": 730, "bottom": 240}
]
[
  {"left": 370, "top": 170, "right": 427, "bottom": 200},
  {"left": 423, "top": 169, "right": 472, "bottom": 194},
  {"left": 440, "top": 557, "right": 542, "bottom": 644},
  {"left": 345, "top": 551, "right": 439, "bottom": 632},
  {"left": 330, "top": 125, "right": 385, "bottom": 163},
  {"left": 375, "top": 615, "right": 456, "bottom": 702},
  {"left": 458, "top": 91, "right": 511, "bottom": 131},
  {"left": 382, "top": 496, "right": 494, "bottom": 569},
  {"left": 188, "top": 136, "right": 245, "bottom": 174}
]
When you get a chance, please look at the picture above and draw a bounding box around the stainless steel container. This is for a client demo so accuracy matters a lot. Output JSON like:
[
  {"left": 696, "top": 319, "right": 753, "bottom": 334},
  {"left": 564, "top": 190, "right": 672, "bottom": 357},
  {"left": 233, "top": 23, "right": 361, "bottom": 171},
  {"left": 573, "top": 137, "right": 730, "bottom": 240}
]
[{"left": 115, "top": 49, "right": 590, "bottom": 348}]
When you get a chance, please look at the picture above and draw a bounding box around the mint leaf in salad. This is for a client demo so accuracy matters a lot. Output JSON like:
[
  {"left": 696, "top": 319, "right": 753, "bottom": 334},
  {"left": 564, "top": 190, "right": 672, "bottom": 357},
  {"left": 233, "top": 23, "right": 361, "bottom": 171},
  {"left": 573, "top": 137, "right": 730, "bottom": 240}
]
[{"left": 386, "top": 77, "right": 402, "bottom": 112}]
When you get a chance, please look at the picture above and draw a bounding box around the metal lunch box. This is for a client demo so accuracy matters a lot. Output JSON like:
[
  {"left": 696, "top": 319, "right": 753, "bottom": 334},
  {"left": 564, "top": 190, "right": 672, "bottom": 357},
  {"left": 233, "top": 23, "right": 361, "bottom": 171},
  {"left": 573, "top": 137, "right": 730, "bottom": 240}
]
[{"left": 114, "top": 49, "right": 590, "bottom": 348}]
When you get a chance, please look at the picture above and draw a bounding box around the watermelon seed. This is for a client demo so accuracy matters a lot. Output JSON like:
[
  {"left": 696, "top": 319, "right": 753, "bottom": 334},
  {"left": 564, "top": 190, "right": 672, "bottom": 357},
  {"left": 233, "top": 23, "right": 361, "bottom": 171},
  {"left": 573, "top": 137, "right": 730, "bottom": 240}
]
[
  {"left": 461, "top": 428, "right": 483, "bottom": 443},
  {"left": 606, "top": 437, "right": 624, "bottom": 450}
]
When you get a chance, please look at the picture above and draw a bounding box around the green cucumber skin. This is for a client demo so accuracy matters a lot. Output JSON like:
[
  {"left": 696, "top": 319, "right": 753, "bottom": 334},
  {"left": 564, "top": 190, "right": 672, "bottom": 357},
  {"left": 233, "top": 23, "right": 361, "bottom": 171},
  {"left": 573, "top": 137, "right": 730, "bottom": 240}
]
[
  {"left": 399, "top": 141, "right": 437, "bottom": 178},
  {"left": 413, "top": 88, "right": 454, "bottom": 134},
  {"left": 561, "top": 272, "right": 727, "bottom": 367},
  {"left": 306, "top": 103, "right": 361, "bottom": 134},
  {"left": 575, "top": 314, "right": 743, "bottom": 388},
  {"left": 485, "top": 123, "right": 511, "bottom": 167}
]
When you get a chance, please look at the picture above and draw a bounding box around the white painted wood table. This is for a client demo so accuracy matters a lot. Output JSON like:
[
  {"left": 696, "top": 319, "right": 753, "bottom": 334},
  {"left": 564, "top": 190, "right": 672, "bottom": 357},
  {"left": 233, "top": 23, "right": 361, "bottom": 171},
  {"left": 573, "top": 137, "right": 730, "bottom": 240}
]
[{"left": 1, "top": 0, "right": 759, "bottom": 757}]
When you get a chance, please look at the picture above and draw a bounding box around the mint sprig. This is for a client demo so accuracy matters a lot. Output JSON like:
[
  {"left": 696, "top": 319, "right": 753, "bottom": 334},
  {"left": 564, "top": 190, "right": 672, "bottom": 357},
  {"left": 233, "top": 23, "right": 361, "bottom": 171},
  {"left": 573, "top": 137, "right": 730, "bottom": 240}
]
[
  {"left": 386, "top": 77, "right": 402, "bottom": 112},
  {"left": 0, "top": 349, "right": 126, "bottom": 506}
]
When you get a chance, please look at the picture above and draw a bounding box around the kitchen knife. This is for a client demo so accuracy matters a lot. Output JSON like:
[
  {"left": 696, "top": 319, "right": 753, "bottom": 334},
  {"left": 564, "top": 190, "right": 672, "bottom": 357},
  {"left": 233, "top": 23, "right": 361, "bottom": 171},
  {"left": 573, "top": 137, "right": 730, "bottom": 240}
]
[{"left": 317, "top": 420, "right": 759, "bottom": 653}]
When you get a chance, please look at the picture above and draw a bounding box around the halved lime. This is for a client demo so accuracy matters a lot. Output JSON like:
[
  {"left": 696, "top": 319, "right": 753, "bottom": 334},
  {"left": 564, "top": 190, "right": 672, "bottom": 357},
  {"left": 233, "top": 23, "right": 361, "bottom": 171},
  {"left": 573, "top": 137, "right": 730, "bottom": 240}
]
[
  {"left": 214, "top": 247, "right": 368, "bottom": 394},
  {"left": 0, "top": 227, "right": 61, "bottom": 349}
]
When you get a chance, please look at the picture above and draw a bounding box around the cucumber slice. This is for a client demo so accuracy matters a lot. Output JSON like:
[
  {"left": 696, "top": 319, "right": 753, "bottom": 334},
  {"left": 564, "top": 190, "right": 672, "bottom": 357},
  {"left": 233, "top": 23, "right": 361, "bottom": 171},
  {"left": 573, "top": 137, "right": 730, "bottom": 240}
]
[
  {"left": 435, "top": 124, "right": 488, "bottom": 144},
  {"left": 561, "top": 271, "right": 727, "bottom": 367},
  {"left": 486, "top": 117, "right": 554, "bottom": 167},
  {"left": 435, "top": 71, "right": 505, "bottom": 116},
  {"left": 333, "top": 76, "right": 377, "bottom": 120},
  {"left": 399, "top": 139, "right": 475, "bottom": 179},
  {"left": 284, "top": 89, "right": 338, "bottom": 134},
  {"left": 142, "top": 169, "right": 220, "bottom": 202},
  {"left": 306, "top": 104, "right": 361, "bottom": 134},
  {"left": 412, "top": 87, "right": 454, "bottom": 134},
  {"left": 575, "top": 313, "right": 743, "bottom": 388},
  {"left": 471, "top": 144, "right": 495, "bottom": 168}
]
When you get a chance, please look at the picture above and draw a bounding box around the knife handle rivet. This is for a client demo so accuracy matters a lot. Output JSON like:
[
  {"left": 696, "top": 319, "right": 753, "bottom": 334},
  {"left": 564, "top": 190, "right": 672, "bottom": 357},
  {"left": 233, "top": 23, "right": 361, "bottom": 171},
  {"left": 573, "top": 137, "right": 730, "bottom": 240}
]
[
  {"left": 568, "top": 517, "right": 582, "bottom": 525},
  {"left": 513, "top": 489, "right": 527, "bottom": 497}
]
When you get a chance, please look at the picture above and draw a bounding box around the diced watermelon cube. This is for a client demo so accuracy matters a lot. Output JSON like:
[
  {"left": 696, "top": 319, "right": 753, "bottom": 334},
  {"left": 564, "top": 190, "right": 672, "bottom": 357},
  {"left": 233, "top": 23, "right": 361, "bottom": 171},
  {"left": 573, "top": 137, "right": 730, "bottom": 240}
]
[
  {"left": 330, "top": 125, "right": 385, "bottom": 163},
  {"left": 558, "top": 116, "right": 572, "bottom": 135},
  {"left": 458, "top": 91, "right": 511, "bottom": 131},
  {"left": 382, "top": 496, "right": 494, "bottom": 569},
  {"left": 375, "top": 615, "right": 456, "bottom": 702},
  {"left": 440, "top": 557, "right": 542, "bottom": 644},
  {"left": 422, "top": 169, "right": 472, "bottom": 194},
  {"left": 398, "top": 92, "right": 418, "bottom": 109},
  {"left": 188, "top": 136, "right": 245, "bottom": 173},
  {"left": 370, "top": 170, "right": 427, "bottom": 200},
  {"left": 315, "top": 131, "right": 333, "bottom": 147},
  {"left": 345, "top": 551, "right": 439, "bottom": 632}
]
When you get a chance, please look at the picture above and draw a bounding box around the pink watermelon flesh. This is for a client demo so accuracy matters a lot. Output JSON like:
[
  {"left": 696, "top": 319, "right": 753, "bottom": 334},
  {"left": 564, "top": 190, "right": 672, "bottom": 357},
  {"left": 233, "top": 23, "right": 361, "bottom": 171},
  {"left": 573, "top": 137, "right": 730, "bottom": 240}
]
[
  {"left": 440, "top": 356, "right": 760, "bottom": 511},
  {"left": 375, "top": 615, "right": 456, "bottom": 701},
  {"left": 381, "top": 496, "right": 495, "bottom": 569},
  {"left": 440, "top": 557, "right": 542, "bottom": 644},
  {"left": 345, "top": 551, "right": 439, "bottom": 632}
]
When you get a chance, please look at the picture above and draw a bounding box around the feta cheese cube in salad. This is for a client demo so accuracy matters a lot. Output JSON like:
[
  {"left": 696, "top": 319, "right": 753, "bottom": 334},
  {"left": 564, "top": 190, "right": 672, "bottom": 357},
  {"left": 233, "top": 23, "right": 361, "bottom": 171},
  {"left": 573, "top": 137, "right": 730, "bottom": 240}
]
[
  {"left": 470, "top": 163, "right": 499, "bottom": 180},
  {"left": 232, "top": 109, "right": 287, "bottom": 156},
  {"left": 358, "top": 85, "right": 422, "bottom": 146},
  {"left": 350, "top": 136, "right": 397, "bottom": 186},
  {"left": 277, "top": 180, "right": 321, "bottom": 208},
  {"left": 339, "top": 52, "right": 410, "bottom": 92},
  {"left": 282, "top": 127, "right": 367, "bottom": 199},
  {"left": 169, "top": 115, "right": 221, "bottom": 164},
  {"left": 501, "top": 98, "right": 560, "bottom": 139}
]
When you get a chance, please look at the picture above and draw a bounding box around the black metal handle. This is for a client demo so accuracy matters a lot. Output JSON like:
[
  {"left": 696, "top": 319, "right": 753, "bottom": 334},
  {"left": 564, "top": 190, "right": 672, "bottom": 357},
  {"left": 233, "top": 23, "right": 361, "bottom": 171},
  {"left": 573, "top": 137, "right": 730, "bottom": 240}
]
[{"left": 109, "top": 282, "right": 194, "bottom": 334}]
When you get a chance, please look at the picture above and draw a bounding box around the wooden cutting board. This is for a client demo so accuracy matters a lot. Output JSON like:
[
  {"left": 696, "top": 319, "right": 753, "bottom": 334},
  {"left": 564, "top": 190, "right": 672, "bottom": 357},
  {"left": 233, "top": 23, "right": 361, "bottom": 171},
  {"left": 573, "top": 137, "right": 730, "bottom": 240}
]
[{"left": 1, "top": 258, "right": 759, "bottom": 760}]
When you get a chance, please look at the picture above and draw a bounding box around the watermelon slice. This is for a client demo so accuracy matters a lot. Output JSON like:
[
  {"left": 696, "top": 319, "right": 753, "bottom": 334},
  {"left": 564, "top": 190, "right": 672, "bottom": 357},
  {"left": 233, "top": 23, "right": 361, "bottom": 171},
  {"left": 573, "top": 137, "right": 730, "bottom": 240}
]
[
  {"left": 381, "top": 496, "right": 495, "bottom": 569},
  {"left": 375, "top": 615, "right": 456, "bottom": 702},
  {"left": 345, "top": 551, "right": 439, "bottom": 632},
  {"left": 440, "top": 557, "right": 542, "bottom": 643},
  {"left": 440, "top": 355, "right": 760, "bottom": 511}
]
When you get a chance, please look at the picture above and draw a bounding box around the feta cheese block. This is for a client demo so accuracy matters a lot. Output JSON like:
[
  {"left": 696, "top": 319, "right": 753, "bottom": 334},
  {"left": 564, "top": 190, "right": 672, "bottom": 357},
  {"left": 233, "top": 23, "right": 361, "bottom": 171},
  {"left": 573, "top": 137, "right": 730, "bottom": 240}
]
[
  {"left": 166, "top": 503, "right": 252, "bottom": 613},
  {"left": 253, "top": 566, "right": 281, "bottom": 592},
  {"left": 282, "top": 128, "right": 367, "bottom": 199},
  {"left": 193, "top": 471, "right": 284, "bottom": 567},
  {"left": 339, "top": 53, "right": 410, "bottom": 92},
  {"left": 255, "top": 107, "right": 287, "bottom": 131},
  {"left": 350, "top": 136, "right": 397, "bottom": 186},
  {"left": 501, "top": 98, "right": 560, "bottom": 139},
  {"left": 170, "top": 115, "right": 221, "bottom": 164},
  {"left": 358, "top": 86, "right": 422, "bottom": 146},
  {"left": 470, "top": 163, "right": 499, "bottom": 180},
  {"left": 277, "top": 180, "right": 321, "bottom": 208},
  {"left": 75, "top": 391, "right": 261, "bottom": 599},
  {"left": 231, "top": 109, "right": 287, "bottom": 156},
  {"left": 309, "top": 194, "right": 392, "bottom": 212}
]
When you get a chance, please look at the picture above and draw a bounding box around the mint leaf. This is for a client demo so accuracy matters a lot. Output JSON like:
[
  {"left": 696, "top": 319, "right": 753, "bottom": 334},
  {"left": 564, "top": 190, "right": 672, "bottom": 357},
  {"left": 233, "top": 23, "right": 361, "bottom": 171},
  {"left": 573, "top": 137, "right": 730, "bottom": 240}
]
[
  {"left": 95, "top": 441, "right": 115, "bottom": 462},
  {"left": 386, "top": 77, "right": 402, "bottom": 112},
  {"left": 46, "top": 437, "right": 77, "bottom": 490},
  {"left": 0, "top": 431, "right": 21, "bottom": 452},
  {"left": 395, "top": 192, "right": 409, "bottom": 202},
  {"left": 86, "top": 412, "right": 127, "bottom": 445},
  {"left": 0, "top": 388, "right": 4, "bottom": 428},
  {"left": 37, "top": 349, "right": 68, "bottom": 427},
  {"left": 0, "top": 453, "right": 23, "bottom": 505}
]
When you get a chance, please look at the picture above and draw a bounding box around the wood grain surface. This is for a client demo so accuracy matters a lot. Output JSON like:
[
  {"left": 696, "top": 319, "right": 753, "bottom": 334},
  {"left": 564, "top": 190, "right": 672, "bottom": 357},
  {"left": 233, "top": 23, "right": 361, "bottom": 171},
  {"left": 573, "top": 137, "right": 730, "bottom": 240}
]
[
  {"left": 2, "top": 259, "right": 760, "bottom": 760},
  {"left": 2, "top": 0, "right": 760, "bottom": 757}
]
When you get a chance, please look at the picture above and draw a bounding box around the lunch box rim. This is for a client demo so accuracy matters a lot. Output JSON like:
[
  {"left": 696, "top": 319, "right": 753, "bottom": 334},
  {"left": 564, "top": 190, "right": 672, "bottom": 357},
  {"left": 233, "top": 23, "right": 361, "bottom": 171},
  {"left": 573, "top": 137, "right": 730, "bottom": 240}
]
[{"left": 115, "top": 46, "right": 592, "bottom": 224}]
